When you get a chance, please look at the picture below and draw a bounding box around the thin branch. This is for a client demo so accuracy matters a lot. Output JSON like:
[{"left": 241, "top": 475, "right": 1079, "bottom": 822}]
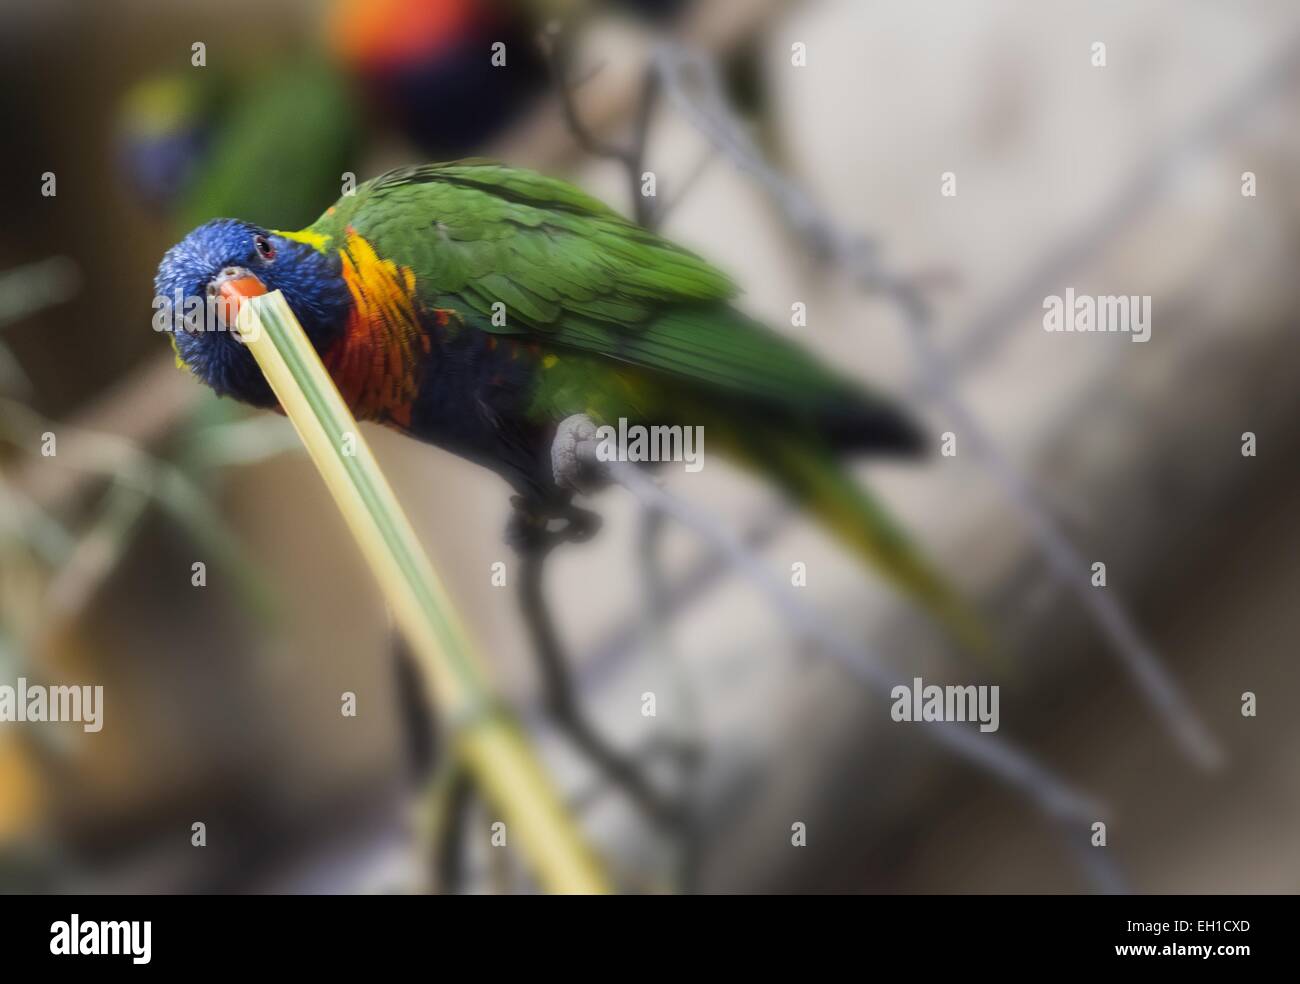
[
  {"left": 657, "top": 146, "right": 719, "bottom": 226},
  {"left": 940, "top": 26, "right": 1300, "bottom": 380},
  {"left": 533, "top": 504, "right": 790, "bottom": 711},
  {"left": 543, "top": 21, "right": 661, "bottom": 228},
  {"left": 650, "top": 41, "right": 1223, "bottom": 771},
  {"left": 585, "top": 450, "right": 1121, "bottom": 894},
  {"left": 636, "top": 504, "right": 706, "bottom": 893},
  {"left": 508, "top": 498, "right": 682, "bottom": 832},
  {"left": 542, "top": 26, "right": 1152, "bottom": 890},
  {"left": 0, "top": 397, "right": 280, "bottom": 638}
]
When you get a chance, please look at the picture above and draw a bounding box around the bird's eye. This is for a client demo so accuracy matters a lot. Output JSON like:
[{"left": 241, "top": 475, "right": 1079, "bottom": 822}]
[{"left": 254, "top": 234, "right": 276, "bottom": 262}]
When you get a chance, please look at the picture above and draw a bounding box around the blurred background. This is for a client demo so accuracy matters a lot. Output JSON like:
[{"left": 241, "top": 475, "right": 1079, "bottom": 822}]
[{"left": 1, "top": 0, "right": 1299, "bottom": 893}]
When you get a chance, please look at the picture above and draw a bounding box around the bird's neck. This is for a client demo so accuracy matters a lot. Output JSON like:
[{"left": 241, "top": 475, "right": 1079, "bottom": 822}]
[{"left": 322, "top": 234, "right": 430, "bottom": 429}]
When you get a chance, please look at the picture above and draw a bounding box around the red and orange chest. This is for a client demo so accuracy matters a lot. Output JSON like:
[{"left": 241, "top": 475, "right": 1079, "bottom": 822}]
[{"left": 322, "top": 231, "right": 432, "bottom": 429}]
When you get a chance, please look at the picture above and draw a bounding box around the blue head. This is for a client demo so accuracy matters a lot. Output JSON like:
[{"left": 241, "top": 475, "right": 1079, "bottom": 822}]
[{"left": 154, "top": 219, "right": 351, "bottom": 406}]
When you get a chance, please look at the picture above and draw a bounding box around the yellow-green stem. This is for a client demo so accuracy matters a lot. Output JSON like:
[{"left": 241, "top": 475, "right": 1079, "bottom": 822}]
[{"left": 237, "top": 290, "right": 607, "bottom": 894}]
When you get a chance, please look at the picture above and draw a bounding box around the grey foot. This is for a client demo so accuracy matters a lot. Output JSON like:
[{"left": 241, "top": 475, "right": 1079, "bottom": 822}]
[{"left": 551, "top": 413, "right": 607, "bottom": 494}]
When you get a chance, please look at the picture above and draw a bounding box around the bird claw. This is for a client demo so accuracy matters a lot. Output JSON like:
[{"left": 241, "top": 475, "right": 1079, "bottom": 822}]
[
  {"left": 560, "top": 504, "right": 602, "bottom": 543},
  {"left": 505, "top": 496, "right": 550, "bottom": 553},
  {"left": 505, "top": 495, "right": 602, "bottom": 554},
  {"left": 551, "top": 413, "right": 607, "bottom": 495}
]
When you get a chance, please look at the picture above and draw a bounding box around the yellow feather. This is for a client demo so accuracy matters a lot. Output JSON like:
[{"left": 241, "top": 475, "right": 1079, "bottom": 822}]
[{"left": 273, "top": 228, "right": 332, "bottom": 253}]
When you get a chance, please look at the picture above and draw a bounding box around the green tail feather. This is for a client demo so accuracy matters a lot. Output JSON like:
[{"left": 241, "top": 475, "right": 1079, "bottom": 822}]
[{"left": 736, "top": 431, "right": 993, "bottom": 657}]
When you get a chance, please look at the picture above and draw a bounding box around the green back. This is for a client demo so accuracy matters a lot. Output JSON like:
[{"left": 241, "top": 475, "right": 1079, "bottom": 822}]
[{"left": 308, "top": 161, "right": 875, "bottom": 414}]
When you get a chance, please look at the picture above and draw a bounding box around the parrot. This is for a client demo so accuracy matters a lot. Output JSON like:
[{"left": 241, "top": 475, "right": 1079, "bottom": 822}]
[
  {"left": 328, "top": 0, "right": 546, "bottom": 157},
  {"left": 154, "top": 160, "right": 987, "bottom": 653},
  {"left": 118, "top": 59, "right": 361, "bottom": 233},
  {"left": 326, "top": 0, "right": 693, "bottom": 160}
]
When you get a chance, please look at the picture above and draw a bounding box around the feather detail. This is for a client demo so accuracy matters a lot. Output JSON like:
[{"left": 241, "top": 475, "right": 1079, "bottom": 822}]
[{"left": 324, "top": 230, "right": 431, "bottom": 428}]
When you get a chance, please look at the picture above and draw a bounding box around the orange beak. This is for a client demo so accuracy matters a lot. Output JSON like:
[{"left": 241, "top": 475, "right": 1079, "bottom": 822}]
[
  {"left": 209, "top": 270, "right": 268, "bottom": 340},
  {"left": 218, "top": 274, "right": 267, "bottom": 318}
]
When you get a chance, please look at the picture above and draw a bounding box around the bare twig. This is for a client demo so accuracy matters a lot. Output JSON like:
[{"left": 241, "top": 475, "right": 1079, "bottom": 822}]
[
  {"left": 650, "top": 41, "right": 1223, "bottom": 771},
  {"left": 636, "top": 505, "right": 706, "bottom": 892},
  {"left": 0, "top": 397, "right": 280, "bottom": 641},
  {"left": 585, "top": 449, "right": 1122, "bottom": 892},
  {"left": 431, "top": 767, "right": 475, "bottom": 894},
  {"left": 507, "top": 496, "right": 681, "bottom": 831},
  {"left": 0, "top": 256, "right": 80, "bottom": 329},
  {"left": 543, "top": 24, "right": 1154, "bottom": 891},
  {"left": 657, "top": 146, "right": 719, "bottom": 226},
  {"left": 565, "top": 503, "right": 790, "bottom": 703},
  {"left": 941, "top": 26, "right": 1300, "bottom": 380},
  {"left": 543, "top": 21, "right": 661, "bottom": 228},
  {"left": 0, "top": 256, "right": 81, "bottom": 396}
]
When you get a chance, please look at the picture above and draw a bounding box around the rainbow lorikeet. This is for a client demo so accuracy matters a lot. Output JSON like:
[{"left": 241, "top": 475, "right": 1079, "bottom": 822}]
[
  {"left": 155, "top": 161, "right": 985, "bottom": 650},
  {"left": 328, "top": 0, "right": 546, "bottom": 156},
  {"left": 119, "top": 60, "right": 360, "bottom": 233}
]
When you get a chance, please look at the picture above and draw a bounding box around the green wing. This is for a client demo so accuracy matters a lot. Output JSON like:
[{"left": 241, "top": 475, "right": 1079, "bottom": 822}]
[
  {"left": 313, "top": 161, "right": 884, "bottom": 415},
  {"left": 309, "top": 162, "right": 990, "bottom": 656}
]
